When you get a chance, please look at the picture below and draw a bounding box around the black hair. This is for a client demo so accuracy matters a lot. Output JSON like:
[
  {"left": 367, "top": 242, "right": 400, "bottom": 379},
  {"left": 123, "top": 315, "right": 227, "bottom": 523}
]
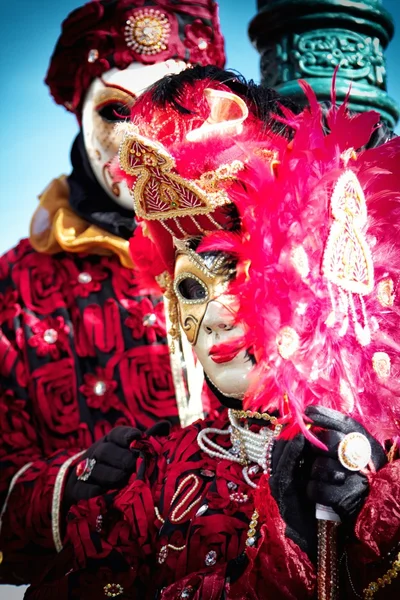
[{"left": 148, "top": 64, "right": 300, "bottom": 138}]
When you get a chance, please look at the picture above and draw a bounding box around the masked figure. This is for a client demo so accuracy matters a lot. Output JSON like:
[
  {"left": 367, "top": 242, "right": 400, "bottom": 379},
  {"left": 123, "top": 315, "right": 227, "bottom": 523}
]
[
  {"left": 0, "top": 0, "right": 226, "bottom": 585},
  {"left": 24, "top": 67, "right": 400, "bottom": 600}
]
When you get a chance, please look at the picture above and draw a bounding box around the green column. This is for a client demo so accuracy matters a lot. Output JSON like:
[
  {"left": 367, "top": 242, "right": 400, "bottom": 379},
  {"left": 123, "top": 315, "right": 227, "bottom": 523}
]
[{"left": 249, "top": 0, "right": 399, "bottom": 128}]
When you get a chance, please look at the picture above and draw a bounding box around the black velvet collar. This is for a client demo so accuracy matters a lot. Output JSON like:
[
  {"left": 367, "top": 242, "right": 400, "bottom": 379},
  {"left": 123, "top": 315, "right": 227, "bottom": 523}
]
[{"left": 67, "top": 131, "right": 135, "bottom": 240}]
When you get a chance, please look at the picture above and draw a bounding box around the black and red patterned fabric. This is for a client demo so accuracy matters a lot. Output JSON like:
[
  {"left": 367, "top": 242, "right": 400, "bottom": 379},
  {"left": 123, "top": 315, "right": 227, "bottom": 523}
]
[
  {"left": 24, "top": 413, "right": 400, "bottom": 599},
  {"left": 0, "top": 237, "right": 180, "bottom": 584}
]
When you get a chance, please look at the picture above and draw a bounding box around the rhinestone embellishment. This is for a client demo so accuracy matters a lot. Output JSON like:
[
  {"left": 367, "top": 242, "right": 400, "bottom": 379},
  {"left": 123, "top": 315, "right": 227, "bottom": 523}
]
[
  {"left": 205, "top": 550, "right": 217, "bottom": 566},
  {"left": 87, "top": 49, "right": 99, "bottom": 63},
  {"left": 103, "top": 582, "right": 124, "bottom": 597},
  {"left": 93, "top": 381, "right": 107, "bottom": 396},
  {"left": 200, "top": 469, "right": 214, "bottom": 478},
  {"left": 143, "top": 313, "right": 157, "bottom": 326},
  {"left": 43, "top": 328, "right": 58, "bottom": 344},
  {"left": 158, "top": 545, "right": 168, "bottom": 564},
  {"left": 229, "top": 492, "right": 249, "bottom": 503},
  {"left": 246, "top": 536, "right": 256, "bottom": 547},
  {"left": 198, "top": 39, "right": 208, "bottom": 50},
  {"left": 195, "top": 503, "right": 208, "bottom": 517},
  {"left": 227, "top": 481, "right": 237, "bottom": 490},
  {"left": 124, "top": 9, "right": 171, "bottom": 56},
  {"left": 180, "top": 587, "right": 194, "bottom": 599},
  {"left": 248, "top": 465, "right": 260, "bottom": 476},
  {"left": 78, "top": 272, "right": 93, "bottom": 284},
  {"left": 95, "top": 515, "right": 103, "bottom": 533}
]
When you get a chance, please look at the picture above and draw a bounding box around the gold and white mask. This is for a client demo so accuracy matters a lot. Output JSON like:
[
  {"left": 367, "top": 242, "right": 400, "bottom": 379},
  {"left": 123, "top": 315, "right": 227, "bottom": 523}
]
[
  {"left": 81, "top": 59, "right": 187, "bottom": 210},
  {"left": 173, "top": 239, "right": 253, "bottom": 399}
]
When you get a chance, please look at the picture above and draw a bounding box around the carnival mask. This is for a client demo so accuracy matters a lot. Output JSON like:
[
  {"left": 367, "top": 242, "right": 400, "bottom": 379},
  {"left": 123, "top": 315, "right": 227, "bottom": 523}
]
[
  {"left": 173, "top": 240, "right": 253, "bottom": 399},
  {"left": 81, "top": 59, "right": 187, "bottom": 209}
]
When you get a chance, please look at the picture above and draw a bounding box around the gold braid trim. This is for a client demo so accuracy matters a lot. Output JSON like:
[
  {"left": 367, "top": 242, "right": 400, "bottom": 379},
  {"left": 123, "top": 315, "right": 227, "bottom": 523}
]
[
  {"left": 363, "top": 551, "right": 400, "bottom": 598},
  {"left": 162, "top": 273, "right": 180, "bottom": 346}
]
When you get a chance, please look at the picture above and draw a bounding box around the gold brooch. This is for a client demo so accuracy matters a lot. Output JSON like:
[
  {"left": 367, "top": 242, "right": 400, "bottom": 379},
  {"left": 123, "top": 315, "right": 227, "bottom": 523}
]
[
  {"left": 124, "top": 8, "right": 170, "bottom": 56},
  {"left": 104, "top": 582, "right": 124, "bottom": 597}
]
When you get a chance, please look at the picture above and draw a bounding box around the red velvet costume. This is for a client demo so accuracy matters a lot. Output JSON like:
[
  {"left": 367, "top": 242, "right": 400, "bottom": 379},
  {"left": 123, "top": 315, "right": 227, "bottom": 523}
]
[
  {"left": 24, "top": 415, "right": 400, "bottom": 599},
  {"left": 0, "top": 0, "right": 225, "bottom": 585},
  {"left": 0, "top": 237, "right": 179, "bottom": 584}
]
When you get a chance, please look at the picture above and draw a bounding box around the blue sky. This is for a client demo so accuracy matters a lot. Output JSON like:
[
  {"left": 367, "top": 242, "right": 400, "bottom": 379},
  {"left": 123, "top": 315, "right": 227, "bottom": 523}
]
[{"left": 0, "top": 0, "right": 399, "bottom": 257}]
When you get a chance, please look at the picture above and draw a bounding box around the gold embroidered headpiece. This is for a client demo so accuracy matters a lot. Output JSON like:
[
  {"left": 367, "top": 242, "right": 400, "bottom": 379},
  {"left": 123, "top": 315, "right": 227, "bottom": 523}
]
[{"left": 118, "top": 86, "right": 280, "bottom": 265}]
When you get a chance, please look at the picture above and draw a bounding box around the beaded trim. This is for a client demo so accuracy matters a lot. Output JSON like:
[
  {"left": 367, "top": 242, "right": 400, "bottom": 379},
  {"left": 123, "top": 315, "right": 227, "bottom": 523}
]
[
  {"left": 197, "top": 410, "right": 281, "bottom": 485},
  {"left": 363, "top": 550, "right": 400, "bottom": 598},
  {"left": 0, "top": 462, "right": 33, "bottom": 537},
  {"left": 52, "top": 451, "right": 86, "bottom": 552},
  {"left": 169, "top": 474, "right": 202, "bottom": 523},
  {"left": 245, "top": 509, "right": 259, "bottom": 547},
  {"left": 231, "top": 409, "right": 279, "bottom": 425},
  {"left": 158, "top": 543, "right": 186, "bottom": 564},
  {"left": 173, "top": 272, "right": 209, "bottom": 305},
  {"left": 317, "top": 520, "right": 339, "bottom": 600}
]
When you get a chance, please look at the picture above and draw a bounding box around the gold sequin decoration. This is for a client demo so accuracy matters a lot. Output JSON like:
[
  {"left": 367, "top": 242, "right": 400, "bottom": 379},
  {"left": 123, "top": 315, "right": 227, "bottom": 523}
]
[
  {"left": 231, "top": 409, "right": 278, "bottom": 425},
  {"left": 377, "top": 278, "right": 395, "bottom": 307},
  {"left": 290, "top": 245, "right": 310, "bottom": 279},
  {"left": 195, "top": 160, "right": 244, "bottom": 194},
  {"left": 124, "top": 9, "right": 171, "bottom": 56},
  {"left": 323, "top": 170, "right": 374, "bottom": 296},
  {"left": 363, "top": 551, "right": 400, "bottom": 598},
  {"left": 104, "top": 582, "right": 124, "bottom": 597},
  {"left": 119, "top": 128, "right": 231, "bottom": 222},
  {"left": 276, "top": 326, "right": 300, "bottom": 359},
  {"left": 372, "top": 351, "right": 391, "bottom": 379}
]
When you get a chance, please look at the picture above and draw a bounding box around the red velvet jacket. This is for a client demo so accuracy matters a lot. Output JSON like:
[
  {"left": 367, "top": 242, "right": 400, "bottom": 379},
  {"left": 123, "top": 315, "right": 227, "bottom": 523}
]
[
  {"left": 24, "top": 414, "right": 400, "bottom": 599},
  {"left": 0, "top": 238, "right": 181, "bottom": 584}
]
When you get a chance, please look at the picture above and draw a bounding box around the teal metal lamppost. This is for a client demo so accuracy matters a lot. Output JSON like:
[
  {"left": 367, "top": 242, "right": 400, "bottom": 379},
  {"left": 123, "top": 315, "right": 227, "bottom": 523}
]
[{"left": 249, "top": 0, "right": 399, "bottom": 128}]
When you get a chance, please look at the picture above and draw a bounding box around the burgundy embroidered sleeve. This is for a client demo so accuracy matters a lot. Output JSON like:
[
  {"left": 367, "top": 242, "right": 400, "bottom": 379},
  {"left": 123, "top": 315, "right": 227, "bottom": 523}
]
[
  {"left": 344, "top": 461, "right": 400, "bottom": 597},
  {"left": 0, "top": 243, "right": 85, "bottom": 583}
]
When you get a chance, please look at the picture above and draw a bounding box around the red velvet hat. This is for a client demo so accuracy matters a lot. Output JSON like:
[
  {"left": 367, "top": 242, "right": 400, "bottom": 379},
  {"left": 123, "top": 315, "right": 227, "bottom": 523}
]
[{"left": 45, "top": 0, "right": 226, "bottom": 117}]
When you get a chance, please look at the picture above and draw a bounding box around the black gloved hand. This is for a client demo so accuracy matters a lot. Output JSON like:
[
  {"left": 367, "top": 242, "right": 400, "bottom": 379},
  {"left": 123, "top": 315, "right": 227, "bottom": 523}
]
[
  {"left": 269, "top": 433, "right": 318, "bottom": 561},
  {"left": 305, "top": 406, "right": 387, "bottom": 524},
  {"left": 64, "top": 426, "right": 144, "bottom": 509}
]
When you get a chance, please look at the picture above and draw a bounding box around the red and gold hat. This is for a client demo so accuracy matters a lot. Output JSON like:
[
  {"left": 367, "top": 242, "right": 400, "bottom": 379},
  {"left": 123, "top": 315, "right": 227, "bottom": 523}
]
[
  {"left": 115, "top": 69, "right": 283, "bottom": 276},
  {"left": 45, "top": 0, "right": 226, "bottom": 116}
]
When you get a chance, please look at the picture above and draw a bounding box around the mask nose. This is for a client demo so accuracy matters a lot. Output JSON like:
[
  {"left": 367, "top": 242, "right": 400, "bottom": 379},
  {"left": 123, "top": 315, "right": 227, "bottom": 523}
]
[{"left": 201, "top": 301, "right": 234, "bottom": 338}]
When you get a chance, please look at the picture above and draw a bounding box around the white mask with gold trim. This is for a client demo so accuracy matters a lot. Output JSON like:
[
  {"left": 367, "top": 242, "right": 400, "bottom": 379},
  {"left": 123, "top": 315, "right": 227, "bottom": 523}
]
[
  {"left": 173, "top": 241, "right": 253, "bottom": 399},
  {"left": 81, "top": 59, "right": 187, "bottom": 210}
]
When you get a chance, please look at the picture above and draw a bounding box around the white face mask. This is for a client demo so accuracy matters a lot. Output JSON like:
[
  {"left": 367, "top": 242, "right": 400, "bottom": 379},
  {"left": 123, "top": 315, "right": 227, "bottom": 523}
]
[
  {"left": 81, "top": 59, "right": 187, "bottom": 210},
  {"left": 174, "top": 250, "right": 252, "bottom": 400},
  {"left": 194, "top": 299, "right": 253, "bottom": 399}
]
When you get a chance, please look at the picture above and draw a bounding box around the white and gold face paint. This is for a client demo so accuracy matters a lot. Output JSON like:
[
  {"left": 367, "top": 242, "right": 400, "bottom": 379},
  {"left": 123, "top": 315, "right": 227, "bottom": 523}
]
[
  {"left": 173, "top": 245, "right": 253, "bottom": 399},
  {"left": 81, "top": 59, "right": 188, "bottom": 209}
]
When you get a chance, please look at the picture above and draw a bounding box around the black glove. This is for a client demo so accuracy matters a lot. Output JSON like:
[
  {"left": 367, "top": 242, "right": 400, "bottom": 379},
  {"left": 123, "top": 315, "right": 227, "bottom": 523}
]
[
  {"left": 269, "top": 433, "right": 318, "bottom": 561},
  {"left": 64, "top": 426, "right": 143, "bottom": 508},
  {"left": 305, "top": 406, "right": 387, "bottom": 524}
]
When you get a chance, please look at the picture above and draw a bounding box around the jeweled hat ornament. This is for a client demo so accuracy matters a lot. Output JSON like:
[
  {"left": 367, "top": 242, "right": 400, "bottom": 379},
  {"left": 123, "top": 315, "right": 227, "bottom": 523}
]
[
  {"left": 117, "top": 68, "right": 400, "bottom": 450},
  {"left": 45, "top": 0, "right": 225, "bottom": 117}
]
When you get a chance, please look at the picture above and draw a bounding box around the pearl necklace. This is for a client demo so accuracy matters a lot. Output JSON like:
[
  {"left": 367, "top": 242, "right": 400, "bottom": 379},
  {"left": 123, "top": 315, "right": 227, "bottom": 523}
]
[{"left": 197, "top": 409, "right": 281, "bottom": 488}]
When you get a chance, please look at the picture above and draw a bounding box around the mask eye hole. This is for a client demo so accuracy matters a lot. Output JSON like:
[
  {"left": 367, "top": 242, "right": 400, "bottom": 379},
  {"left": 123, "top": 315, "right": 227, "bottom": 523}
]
[
  {"left": 97, "top": 101, "right": 131, "bottom": 123},
  {"left": 174, "top": 275, "right": 209, "bottom": 303}
]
